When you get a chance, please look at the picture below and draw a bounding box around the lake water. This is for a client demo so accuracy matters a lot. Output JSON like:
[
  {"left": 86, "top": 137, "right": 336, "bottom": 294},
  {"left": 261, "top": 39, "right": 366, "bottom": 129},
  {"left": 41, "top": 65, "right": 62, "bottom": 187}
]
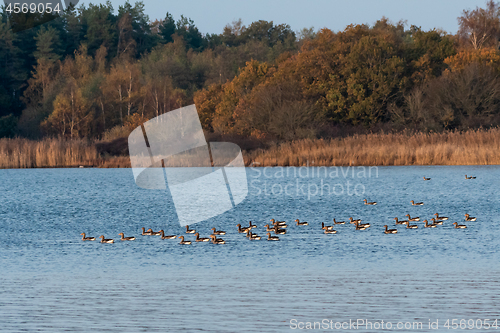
[{"left": 1, "top": 166, "right": 499, "bottom": 332}]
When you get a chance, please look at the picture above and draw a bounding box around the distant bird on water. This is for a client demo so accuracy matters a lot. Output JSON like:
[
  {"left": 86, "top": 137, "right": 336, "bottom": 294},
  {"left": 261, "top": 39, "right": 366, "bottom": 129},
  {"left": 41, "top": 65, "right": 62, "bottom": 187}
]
[{"left": 81, "top": 233, "right": 95, "bottom": 241}]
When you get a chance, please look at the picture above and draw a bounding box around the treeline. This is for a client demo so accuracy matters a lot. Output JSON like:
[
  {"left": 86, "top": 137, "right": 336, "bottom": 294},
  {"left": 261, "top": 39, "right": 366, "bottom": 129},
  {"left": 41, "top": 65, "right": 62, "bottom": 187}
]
[
  {"left": 0, "top": 1, "right": 297, "bottom": 139},
  {"left": 1, "top": 0, "right": 500, "bottom": 143}
]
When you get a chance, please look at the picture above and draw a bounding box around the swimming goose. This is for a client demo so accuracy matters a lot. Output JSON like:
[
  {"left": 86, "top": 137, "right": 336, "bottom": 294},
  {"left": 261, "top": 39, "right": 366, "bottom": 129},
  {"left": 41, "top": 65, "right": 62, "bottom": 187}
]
[
  {"left": 185, "top": 225, "right": 196, "bottom": 234},
  {"left": 210, "top": 234, "right": 225, "bottom": 244},
  {"left": 80, "top": 233, "right": 96, "bottom": 241},
  {"left": 349, "top": 217, "right": 362, "bottom": 224},
  {"left": 405, "top": 214, "right": 420, "bottom": 222},
  {"left": 270, "top": 219, "right": 287, "bottom": 226},
  {"left": 453, "top": 222, "right": 467, "bottom": 229},
  {"left": 324, "top": 228, "right": 337, "bottom": 234},
  {"left": 321, "top": 222, "right": 334, "bottom": 230},
  {"left": 411, "top": 200, "right": 424, "bottom": 206},
  {"left": 434, "top": 213, "right": 448, "bottom": 221},
  {"left": 264, "top": 224, "right": 275, "bottom": 232},
  {"left": 423, "top": 220, "right": 436, "bottom": 228},
  {"left": 354, "top": 221, "right": 368, "bottom": 230},
  {"left": 383, "top": 225, "right": 397, "bottom": 234},
  {"left": 423, "top": 177, "right": 431, "bottom": 181},
  {"left": 333, "top": 218, "right": 345, "bottom": 225},
  {"left": 147, "top": 228, "right": 161, "bottom": 236},
  {"left": 247, "top": 231, "right": 261, "bottom": 240},
  {"left": 118, "top": 233, "right": 136, "bottom": 241},
  {"left": 237, "top": 224, "right": 251, "bottom": 233},
  {"left": 267, "top": 232, "right": 280, "bottom": 241},
  {"left": 405, "top": 221, "right": 418, "bottom": 229},
  {"left": 295, "top": 219, "right": 308, "bottom": 226},
  {"left": 430, "top": 218, "right": 443, "bottom": 225},
  {"left": 394, "top": 217, "right": 408, "bottom": 225},
  {"left": 248, "top": 221, "right": 257, "bottom": 229},
  {"left": 99, "top": 235, "right": 114, "bottom": 243},
  {"left": 273, "top": 226, "right": 286, "bottom": 234},
  {"left": 211, "top": 228, "right": 226, "bottom": 235},
  {"left": 159, "top": 230, "right": 176, "bottom": 239},
  {"left": 465, "top": 214, "right": 476, "bottom": 221},
  {"left": 364, "top": 199, "right": 377, "bottom": 205},
  {"left": 141, "top": 227, "right": 153, "bottom": 235},
  {"left": 465, "top": 175, "right": 476, "bottom": 179},
  {"left": 194, "top": 233, "right": 210, "bottom": 242},
  {"left": 178, "top": 236, "right": 192, "bottom": 244}
]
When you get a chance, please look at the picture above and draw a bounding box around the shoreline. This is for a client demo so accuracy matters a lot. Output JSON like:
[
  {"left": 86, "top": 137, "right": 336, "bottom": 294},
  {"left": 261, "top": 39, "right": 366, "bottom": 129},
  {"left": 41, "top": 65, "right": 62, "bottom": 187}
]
[{"left": 1, "top": 129, "right": 500, "bottom": 169}]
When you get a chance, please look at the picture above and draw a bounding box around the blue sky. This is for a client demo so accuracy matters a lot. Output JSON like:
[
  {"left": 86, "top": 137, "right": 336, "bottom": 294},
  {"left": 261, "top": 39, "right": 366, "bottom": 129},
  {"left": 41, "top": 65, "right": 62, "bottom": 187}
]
[{"left": 79, "top": 0, "right": 489, "bottom": 35}]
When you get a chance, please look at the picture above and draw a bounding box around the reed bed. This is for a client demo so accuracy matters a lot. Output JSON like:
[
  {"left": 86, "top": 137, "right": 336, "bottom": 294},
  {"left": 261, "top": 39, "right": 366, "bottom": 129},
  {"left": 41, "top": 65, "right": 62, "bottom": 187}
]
[
  {"left": 1, "top": 129, "right": 500, "bottom": 168},
  {"left": 244, "top": 129, "right": 500, "bottom": 166},
  {"left": 0, "top": 138, "right": 99, "bottom": 169}
]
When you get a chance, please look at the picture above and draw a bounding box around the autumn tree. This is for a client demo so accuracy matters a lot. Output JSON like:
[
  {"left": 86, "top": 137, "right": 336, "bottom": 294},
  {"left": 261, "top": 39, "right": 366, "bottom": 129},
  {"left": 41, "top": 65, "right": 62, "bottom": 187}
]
[{"left": 458, "top": 0, "right": 500, "bottom": 49}]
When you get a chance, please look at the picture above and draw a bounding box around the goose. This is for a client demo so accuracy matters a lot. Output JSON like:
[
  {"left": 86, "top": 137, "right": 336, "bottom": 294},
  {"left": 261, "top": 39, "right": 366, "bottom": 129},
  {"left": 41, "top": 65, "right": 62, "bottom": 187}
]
[
  {"left": 434, "top": 213, "right": 448, "bottom": 221},
  {"left": 267, "top": 232, "right": 280, "bottom": 241},
  {"left": 194, "top": 233, "right": 210, "bottom": 242},
  {"left": 274, "top": 226, "right": 286, "bottom": 235},
  {"left": 211, "top": 228, "right": 226, "bottom": 235},
  {"left": 357, "top": 221, "right": 371, "bottom": 228},
  {"left": 383, "top": 225, "right": 397, "bottom": 234},
  {"left": 405, "top": 221, "right": 418, "bottom": 229},
  {"left": 272, "top": 223, "right": 287, "bottom": 228},
  {"left": 333, "top": 218, "right": 345, "bottom": 225},
  {"left": 147, "top": 228, "right": 161, "bottom": 236},
  {"left": 141, "top": 227, "right": 153, "bottom": 235},
  {"left": 453, "top": 222, "right": 467, "bottom": 229},
  {"left": 411, "top": 200, "right": 424, "bottom": 206},
  {"left": 423, "top": 220, "right": 436, "bottom": 228},
  {"left": 394, "top": 217, "right": 408, "bottom": 225},
  {"left": 423, "top": 177, "right": 431, "bottom": 181},
  {"left": 465, "top": 175, "right": 476, "bottom": 179},
  {"left": 159, "top": 230, "right": 176, "bottom": 239},
  {"left": 349, "top": 217, "right": 362, "bottom": 224},
  {"left": 237, "top": 224, "right": 251, "bottom": 233},
  {"left": 178, "top": 236, "right": 192, "bottom": 244},
  {"left": 324, "top": 228, "right": 337, "bottom": 234},
  {"left": 185, "top": 225, "right": 196, "bottom": 234},
  {"left": 430, "top": 218, "right": 443, "bottom": 225},
  {"left": 465, "top": 214, "right": 476, "bottom": 222},
  {"left": 354, "top": 221, "right": 368, "bottom": 230},
  {"left": 270, "top": 219, "right": 287, "bottom": 226},
  {"left": 321, "top": 222, "right": 334, "bottom": 231},
  {"left": 248, "top": 221, "right": 257, "bottom": 229},
  {"left": 210, "top": 234, "right": 225, "bottom": 244},
  {"left": 80, "top": 233, "right": 96, "bottom": 241},
  {"left": 247, "top": 231, "right": 261, "bottom": 240},
  {"left": 264, "top": 224, "right": 275, "bottom": 232},
  {"left": 99, "top": 235, "right": 114, "bottom": 243},
  {"left": 271, "top": 220, "right": 287, "bottom": 227},
  {"left": 405, "top": 214, "right": 420, "bottom": 222},
  {"left": 295, "top": 219, "right": 308, "bottom": 226},
  {"left": 363, "top": 199, "right": 377, "bottom": 205},
  {"left": 118, "top": 233, "right": 136, "bottom": 241}
]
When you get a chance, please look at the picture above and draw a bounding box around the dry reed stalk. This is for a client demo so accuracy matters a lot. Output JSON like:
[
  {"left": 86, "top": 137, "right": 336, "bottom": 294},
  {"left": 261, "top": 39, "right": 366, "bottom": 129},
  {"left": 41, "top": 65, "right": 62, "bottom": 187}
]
[
  {"left": 245, "top": 129, "right": 500, "bottom": 166},
  {"left": 0, "top": 138, "right": 99, "bottom": 169}
]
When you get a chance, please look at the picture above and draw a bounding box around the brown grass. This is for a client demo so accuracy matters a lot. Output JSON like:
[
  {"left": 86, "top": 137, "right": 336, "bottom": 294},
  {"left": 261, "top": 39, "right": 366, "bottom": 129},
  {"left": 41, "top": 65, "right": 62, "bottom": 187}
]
[
  {"left": 0, "top": 138, "right": 99, "bottom": 169},
  {"left": 244, "top": 129, "right": 500, "bottom": 166},
  {"left": 1, "top": 129, "right": 500, "bottom": 168}
]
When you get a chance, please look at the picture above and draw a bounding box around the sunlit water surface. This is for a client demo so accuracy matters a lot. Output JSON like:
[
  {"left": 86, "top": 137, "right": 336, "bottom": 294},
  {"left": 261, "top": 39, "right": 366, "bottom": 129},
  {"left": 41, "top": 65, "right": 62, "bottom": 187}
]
[{"left": 1, "top": 166, "right": 499, "bottom": 332}]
